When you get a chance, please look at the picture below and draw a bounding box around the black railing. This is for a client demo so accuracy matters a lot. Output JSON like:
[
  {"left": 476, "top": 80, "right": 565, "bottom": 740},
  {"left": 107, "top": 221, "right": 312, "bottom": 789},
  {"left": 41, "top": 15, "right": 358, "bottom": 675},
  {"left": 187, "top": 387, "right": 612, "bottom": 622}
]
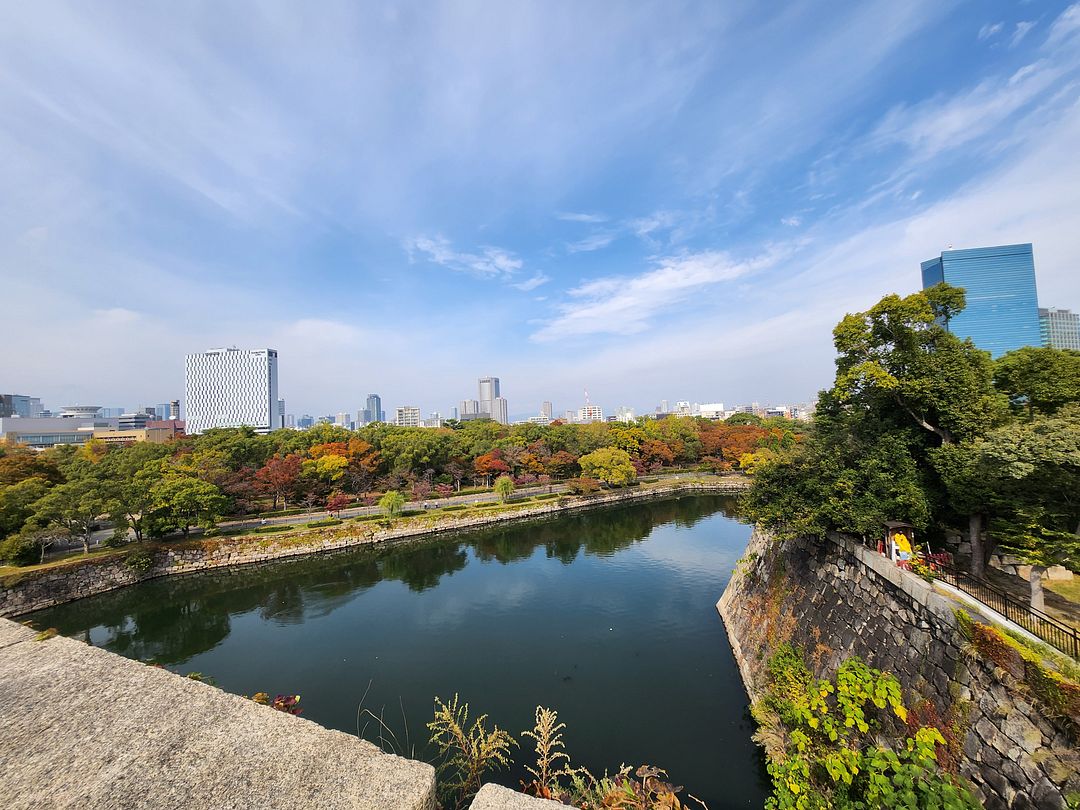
[{"left": 934, "top": 563, "right": 1080, "bottom": 661}]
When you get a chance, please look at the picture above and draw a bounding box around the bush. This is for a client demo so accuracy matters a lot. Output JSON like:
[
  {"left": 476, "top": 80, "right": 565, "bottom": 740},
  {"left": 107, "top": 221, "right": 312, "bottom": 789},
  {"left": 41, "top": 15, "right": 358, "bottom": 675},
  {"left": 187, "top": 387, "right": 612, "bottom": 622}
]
[
  {"left": 253, "top": 525, "right": 292, "bottom": 534},
  {"left": 0, "top": 533, "right": 41, "bottom": 566},
  {"left": 124, "top": 546, "right": 156, "bottom": 575},
  {"left": 305, "top": 518, "right": 342, "bottom": 528},
  {"left": 564, "top": 477, "right": 601, "bottom": 496}
]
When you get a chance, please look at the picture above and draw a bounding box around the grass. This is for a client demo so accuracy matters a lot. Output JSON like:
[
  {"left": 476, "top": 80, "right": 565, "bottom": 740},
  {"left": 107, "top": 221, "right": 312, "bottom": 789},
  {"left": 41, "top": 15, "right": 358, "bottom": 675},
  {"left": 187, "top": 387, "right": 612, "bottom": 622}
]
[{"left": 1046, "top": 577, "right": 1080, "bottom": 606}]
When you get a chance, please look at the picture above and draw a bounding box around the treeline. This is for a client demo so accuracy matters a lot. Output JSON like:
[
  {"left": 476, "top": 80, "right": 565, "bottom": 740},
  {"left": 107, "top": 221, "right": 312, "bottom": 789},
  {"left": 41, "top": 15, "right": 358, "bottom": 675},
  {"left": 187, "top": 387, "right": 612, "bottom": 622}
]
[
  {"left": 0, "top": 412, "right": 802, "bottom": 564},
  {"left": 743, "top": 283, "right": 1080, "bottom": 608}
]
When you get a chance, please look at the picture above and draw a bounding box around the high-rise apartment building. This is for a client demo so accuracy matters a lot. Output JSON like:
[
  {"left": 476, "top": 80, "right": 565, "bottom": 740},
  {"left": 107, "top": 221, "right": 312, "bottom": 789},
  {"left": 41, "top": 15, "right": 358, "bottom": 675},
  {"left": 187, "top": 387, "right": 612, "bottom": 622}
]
[
  {"left": 578, "top": 404, "right": 604, "bottom": 423},
  {"left": 184, "top": 347, "right": 279, "bottom": 435},
  {"left": 1039, "top": 307, "right": 1080, "bottom": 350},
  {"left": 169, "top": 400, "right": 181, "bottom": 420},
  {"left": 541, "top": 401, "right": 553, "bottom": 420},
  {"left": 492, "top": 397, "right": 509, "bottom": 425},
  {"left": 920, "top": 243, "right": 1041, "bottom": 358},
  {"left": 395, "top": 406, "right": 421, "bottom": 427}
]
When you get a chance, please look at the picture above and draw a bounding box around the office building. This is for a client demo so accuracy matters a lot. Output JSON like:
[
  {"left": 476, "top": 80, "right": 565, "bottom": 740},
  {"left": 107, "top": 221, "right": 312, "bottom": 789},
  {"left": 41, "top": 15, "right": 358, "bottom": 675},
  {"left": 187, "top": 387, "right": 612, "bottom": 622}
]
[
  {"left": 1039, "top": 307, "right": 1080, "bottom": 350},
  {"left": 460, "top": 399, "right": 480, "bottom": 417},
  {"left": 395, "top": 406, "right": 422, "bottom": 427},
  {"left": 298, "top": 414, "right": 315, "bottom": 429},
  {"left": 614, "top": 406, "right": 635, "bottom": 423},
  {"left": 920, "top": 243, "right": 1041, "bottom": 358},
  {"left": 478, "top": 376, "right": 500, "bottom": 413},
  {"left": 365, "top": 394, "right": 384, "bottom": 424},
  {"left": 700, "top": 403, "right": 725, "bottom": 419},
  {"left": 336, "top": 412, "right": 351, "bottom": 428},
  {"left": 118, "top": 412, "right": 151, "bottom": 430},
  {"left": 277, "top": 399, "right": 286, "bottom": 429},
  {"left": 184, "top": 347, "right": 279, "bottom": 435},
  {"left": 169, "top": 400, "right": 181, "bottom": 420},
  {"left": 423, "top": 412, "right": 443, "bottom": 428},
  {"left": 0, "top": 394, "right": 44, "bottom": 419},
  {"left": 492, "top": 396, "right": 509, "bottom": 425},
  {"left": 60, "top": 405, "right": 102, "bottom": 419},
  {"left": 527, "top": 415, "right": 550, "bottom": 425},
  {"left": 540, "top": 401, "right": 553, "bottom": 420}
]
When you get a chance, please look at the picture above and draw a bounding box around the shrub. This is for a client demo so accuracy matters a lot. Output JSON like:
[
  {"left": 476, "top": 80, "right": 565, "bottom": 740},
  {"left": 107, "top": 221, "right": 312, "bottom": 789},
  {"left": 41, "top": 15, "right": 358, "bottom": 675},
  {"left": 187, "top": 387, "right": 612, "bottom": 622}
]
[
  {"left": 305, "top": 518, "right": 342, "bottom": 528},
  {"left": 124, "top": 546, "right": 156, "bottom": 575},
  {"left": 564, "top": 477, "right": 601, "bottom": 496},
  {"left": 253, "top": 524, "right": 292, "bottom": 534},
  {"left": 427, "top": 694, "right": 516, "bottom": 810}
]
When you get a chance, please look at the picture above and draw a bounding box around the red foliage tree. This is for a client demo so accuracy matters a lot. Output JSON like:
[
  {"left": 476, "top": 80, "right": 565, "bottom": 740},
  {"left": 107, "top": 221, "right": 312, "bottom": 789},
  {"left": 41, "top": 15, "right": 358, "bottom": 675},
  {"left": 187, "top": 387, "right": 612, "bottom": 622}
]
[
  {"left": 326, "top": 492, "right": 351, "bottom": 516},
  {"left": 253, "top": 454, "right": 303, "bottom": 510}
]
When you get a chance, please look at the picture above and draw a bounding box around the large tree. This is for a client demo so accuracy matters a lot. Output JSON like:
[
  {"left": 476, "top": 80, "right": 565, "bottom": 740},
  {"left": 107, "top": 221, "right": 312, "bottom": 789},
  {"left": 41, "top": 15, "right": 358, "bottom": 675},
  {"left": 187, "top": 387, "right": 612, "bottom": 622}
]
[
  {"left": 32, "top": 477, "right": 109, "bottom": 554},
  {"left": 993, "top": 346, "right": 1080, "bottom": 419}
]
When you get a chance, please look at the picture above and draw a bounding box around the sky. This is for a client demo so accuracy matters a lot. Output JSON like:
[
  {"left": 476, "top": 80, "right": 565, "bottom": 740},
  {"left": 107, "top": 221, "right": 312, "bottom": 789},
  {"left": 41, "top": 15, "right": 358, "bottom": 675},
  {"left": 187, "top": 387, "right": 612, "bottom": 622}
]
[{"left": 2, "top": 1, "right": 1080, "bottom": 420}]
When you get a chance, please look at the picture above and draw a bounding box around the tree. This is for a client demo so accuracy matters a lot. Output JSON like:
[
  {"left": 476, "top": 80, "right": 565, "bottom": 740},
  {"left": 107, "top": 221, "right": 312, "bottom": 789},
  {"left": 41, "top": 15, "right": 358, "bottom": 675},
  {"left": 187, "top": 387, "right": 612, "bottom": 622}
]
[
  {"left": 993, "top": 346, "right": 1080, "bottom": 419},
  {"left": 473, "top": 451, "right": 509, "bottom": 486},
  {"left": 0, "top": 526, "right": 63, "bottom": 566},
  {"left": 150, "top": 477, "right": 227, "bottom": 538},
  {"left": 578, "top": 447, "right": 636, "bottom": 487},
  {"left": 303, "top": 454, "right": 349, "bottom": 485},
  {"left": 929, "top": 441, "right": 1000, "bottom": 578},
  {"left": 31, "top": 477, "right": 108, "bottom": 554},
  {"left": 254, "top": 454, "right": 304, "bottom": 510},
  {"left": 326, "top": 492, "right": 351, "bottom": 516},
  {"left": 544, "top": 451, "right": 579, "bottom": 479},
  {"left": 379, "top": 490, "right": 406, "bottom": 521},
  {"left": 0, "top": 477, "right": 51, "bottom": 538},
  {"left": 494, "top": 475, "right": 515, "bottom": 503}
]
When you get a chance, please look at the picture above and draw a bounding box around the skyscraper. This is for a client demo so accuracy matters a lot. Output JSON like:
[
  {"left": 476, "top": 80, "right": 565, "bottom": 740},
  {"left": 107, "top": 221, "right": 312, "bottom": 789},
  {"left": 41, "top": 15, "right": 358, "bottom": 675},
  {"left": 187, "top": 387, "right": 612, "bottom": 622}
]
[
  {"left": 169, "top": 400, "right": 181, "bottom": 420},
  {"left": 277, "top": 398, "right": 286, "bottom": 429},
  {"left": 492, "top": 396, "right": 509, "bottom": 425},
  {"left": 541, "top": 401, "right": 552, "bottom": 420},
  {"left": 478, "top": 376, "right": 500, "bottom": 414},
  {"left": 184, "top": 347, "right": 279, "bottom": 435},
  {"left": 365, "top": 394, "right": 384, "bottom": 424},
  {"left": 920, "top": 243, "right": 1041, "bottom": 358},
  {"left": 1039, "top": 307, "right": 1080, "bottom": 350}
]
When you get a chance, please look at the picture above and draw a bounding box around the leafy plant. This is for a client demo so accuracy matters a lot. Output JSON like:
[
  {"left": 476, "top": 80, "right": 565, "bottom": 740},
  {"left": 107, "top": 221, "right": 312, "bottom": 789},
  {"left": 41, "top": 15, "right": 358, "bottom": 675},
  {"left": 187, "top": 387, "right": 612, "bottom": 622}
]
[
  {"left": 427, "top": 694, "right": 517, "bottom": 809},
  {"left": 754, "top": 644, "right": 977, "bottom": 810},
  {"left": 521, "top": 706, "right": 571, "bottom": 790},
  {"left": 123, "top": 546, "right": 155, "bottom": 575}
]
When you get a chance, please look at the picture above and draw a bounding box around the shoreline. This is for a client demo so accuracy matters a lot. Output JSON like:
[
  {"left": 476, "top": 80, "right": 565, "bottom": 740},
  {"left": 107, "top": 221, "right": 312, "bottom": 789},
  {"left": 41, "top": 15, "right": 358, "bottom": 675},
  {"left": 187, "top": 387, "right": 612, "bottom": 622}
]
[{"left": 3, "top": 476, "right": 749, "bottom": 618}]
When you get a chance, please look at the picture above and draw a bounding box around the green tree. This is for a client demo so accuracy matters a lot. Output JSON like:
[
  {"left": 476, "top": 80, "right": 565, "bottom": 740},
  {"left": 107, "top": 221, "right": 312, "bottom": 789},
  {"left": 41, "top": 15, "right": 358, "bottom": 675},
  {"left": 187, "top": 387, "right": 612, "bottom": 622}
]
[
  {"left": 150, "top": 477, "right": 227, "bottom": 538},
  {"left": 578, "top": 447, "right": 636, "bottom": 487},
  {"left": 494, "top": 475, "right": 515, "bottom": 503},
  {"left": 0, "top": 476, "right": 51, "bottom": 538},
  {"left": 993, "top": 346, "right": 1080, "bottom": 419},
  {"left": 31, "top": 477, "right": 109, "bottom": 554},
  {"left": 379, "top": 489, "right": 406, "bottom": 521}
]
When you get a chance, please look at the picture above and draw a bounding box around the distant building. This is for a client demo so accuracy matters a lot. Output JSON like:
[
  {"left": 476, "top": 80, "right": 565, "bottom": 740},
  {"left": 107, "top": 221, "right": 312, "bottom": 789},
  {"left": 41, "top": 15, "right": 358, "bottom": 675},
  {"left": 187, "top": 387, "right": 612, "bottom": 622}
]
[
  {"left": 614, "top": 406, "right": 635, "bottom": 423},
  {"left": 699, "top": 403, "right": 725, "bottom": 419},
  {"left": 60, "top": 405, "right": 102, "bottom": 419},
  {"left": 921, "top": 243, "right": 1041, "bottom": 358},
  {"left": 277, "top": 399, "right": 286, "bottom": 429},
  {"left": 541, "top": 401, "right": 553, "bottom": 420},
  {"left": 1, "top": 394, "right": 44, "bottom": 418},
  {"left": 527, "top": 415, "right": 550, "bottom": 425},
  {"left": 0, "top": 415, "right": 118, "bottom": 449},
  {"left": 423, "top": 412, "right": 443, "bottom": 428},
  {"left": 395, "top": 406, "right": 422, "bottom": 427},
  {"left": 185, "top": 347, "right": 279, "bottom": 434},
  {"left": 365, "top": 394, "right": 385, "bottom": 424},
  {"left": 478, "top": 377, "right": 500, "bottom": 414},
  {"left": 492, "top": 396, "right": 509, "bottom": 425},
  {"left": 460, "top": 399, "right": 481, "bottom": 417},
  {"left": 578, "top": 404, "right": 604, "bottom": 423},
  {"left": 297, "top": 414, "right": 315, "bottom": 429},
  {"left": 118, "top": 412, "right": 152, "bottom": 430},
  {"left": 563, "top": 410, "right": 576, "bottom": 423},
  {"left": 1039, "top": 307, "right": 1080, "bottom": 350},
  {"left": 169, "top": 400, "right": 181, "bottom": 420}
]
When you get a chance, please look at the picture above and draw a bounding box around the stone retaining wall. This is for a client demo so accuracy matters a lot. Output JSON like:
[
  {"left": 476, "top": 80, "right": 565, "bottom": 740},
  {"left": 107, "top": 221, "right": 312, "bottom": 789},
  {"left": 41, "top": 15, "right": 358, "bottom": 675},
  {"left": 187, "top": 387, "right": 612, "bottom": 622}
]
[
  {"left": 2, "top": 479, "right": 747, "bottom": 617},
  {"left": 718, "top": 529, "right": 1080, "bottom": 810}
]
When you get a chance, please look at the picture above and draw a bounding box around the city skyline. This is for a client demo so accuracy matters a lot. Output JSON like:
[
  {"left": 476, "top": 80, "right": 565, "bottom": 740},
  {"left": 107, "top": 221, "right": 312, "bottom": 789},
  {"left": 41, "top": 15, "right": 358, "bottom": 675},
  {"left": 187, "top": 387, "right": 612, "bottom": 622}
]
[{"left": 3, "top": 3, "right": 1080, "bottom": 415}]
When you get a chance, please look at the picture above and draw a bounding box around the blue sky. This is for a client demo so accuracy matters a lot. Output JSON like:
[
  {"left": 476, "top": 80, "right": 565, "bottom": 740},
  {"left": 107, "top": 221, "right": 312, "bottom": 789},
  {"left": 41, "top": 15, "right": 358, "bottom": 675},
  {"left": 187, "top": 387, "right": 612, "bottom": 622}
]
[{"left": 3, "top": 1, "right": 1080, "bottom": 419}]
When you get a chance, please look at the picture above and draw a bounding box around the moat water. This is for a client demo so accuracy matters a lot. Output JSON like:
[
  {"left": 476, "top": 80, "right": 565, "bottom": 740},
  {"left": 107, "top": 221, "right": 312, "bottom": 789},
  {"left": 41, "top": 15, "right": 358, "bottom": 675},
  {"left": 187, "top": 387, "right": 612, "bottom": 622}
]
[{"left": 30, "top": 495, "right": 769, "bottom": 808}]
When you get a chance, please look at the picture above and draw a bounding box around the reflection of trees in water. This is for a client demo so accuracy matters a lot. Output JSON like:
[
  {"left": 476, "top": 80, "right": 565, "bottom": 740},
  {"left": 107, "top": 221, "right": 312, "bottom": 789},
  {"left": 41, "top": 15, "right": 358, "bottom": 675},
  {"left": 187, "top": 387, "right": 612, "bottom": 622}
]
[
  {"left": 31, "top": 494, "right": 736, "bottom": 664},
  {"left": 378, "top": 544, "right": 468, "bottom": 591}
]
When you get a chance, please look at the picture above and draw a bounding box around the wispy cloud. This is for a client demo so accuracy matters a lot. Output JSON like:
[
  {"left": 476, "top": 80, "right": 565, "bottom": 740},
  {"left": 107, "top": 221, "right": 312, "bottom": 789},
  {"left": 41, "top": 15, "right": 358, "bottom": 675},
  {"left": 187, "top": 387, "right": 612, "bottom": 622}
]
[
  {"left": 1047, "top": 3, "right": 1080, "bottom": 46},
  {"left": 405, "top": 236, "right": 522, "bottom": 278},
  {"left": 1011, "top": 21, "right": 1037, "bottom": 48},
  {"left": 781, "top": 216, "right": 802, "bottom": 227},
  {"left": 978, "top": 22, "right": 1003, "bottom": 41},
  {"left": 566, "top": 232, "right": 617, "bottom": 253},
  {"left": 532, "top": 248, "right": 784, "bottom": 342},
  {"left": 556, "top": 211, "right": 608, "bottom": 223},
  {"left": 513, "top": 272, "right": 551, "bottom": 291}
]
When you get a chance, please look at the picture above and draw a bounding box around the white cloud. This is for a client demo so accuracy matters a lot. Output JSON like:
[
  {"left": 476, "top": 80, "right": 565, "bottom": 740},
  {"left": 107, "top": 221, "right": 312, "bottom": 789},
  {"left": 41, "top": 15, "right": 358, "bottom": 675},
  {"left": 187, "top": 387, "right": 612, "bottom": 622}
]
[
  {"left": 1047, "top": 3, "right": 1080, "bottom": 46},
  {"left": 556, "top": 211, "right": 608, "bottom": 223},
  {"left": 281, "top": 318, "right": 362, "bottom": 344},
  {"left": 566, "top": 232, "right": 617, "bottom": 253},
  {"left": 513, "top": 272, "right": 551, "bottom": 291},
  {"left": 978, "top": 22, "right": 1004, "bottom": 41},
  {"left": 91, "top": 307, "right": 142, "bottom": 326},
  {"left": 532, "top": 248, "right": 784, "bottom": 342},
  {"left": 781, "top": 216, "right": 802, "bottom": 227},
  {"left": 405, "top": 235, "right": 522, "bottom": 277},
  {"left": 1011, "top": 20, "right": 1037, "bottom": 47}
]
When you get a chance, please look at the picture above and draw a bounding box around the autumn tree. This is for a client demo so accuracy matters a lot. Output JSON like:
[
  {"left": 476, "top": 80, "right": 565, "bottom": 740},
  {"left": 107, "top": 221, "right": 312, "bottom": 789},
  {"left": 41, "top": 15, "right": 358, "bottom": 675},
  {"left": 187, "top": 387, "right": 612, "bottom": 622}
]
[
  {"left": 326, "top": 492, "right": 351, "bottom": 516},
  {"left": 254, "top": 454, "right": 304, "bottom": 510},
  {"left": 473, "top": 451, "right": 509, "bottom": 486},
  {"left": 578, "top": 447, "right": 636, "bottom": 487}
]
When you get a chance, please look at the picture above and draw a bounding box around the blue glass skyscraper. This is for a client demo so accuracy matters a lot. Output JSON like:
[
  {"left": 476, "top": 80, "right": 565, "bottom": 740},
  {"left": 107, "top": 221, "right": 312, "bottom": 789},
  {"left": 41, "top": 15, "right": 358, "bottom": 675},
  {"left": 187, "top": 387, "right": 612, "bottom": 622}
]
[{"left": 920, "top": 243, "right": 1040, "bottom": 358}]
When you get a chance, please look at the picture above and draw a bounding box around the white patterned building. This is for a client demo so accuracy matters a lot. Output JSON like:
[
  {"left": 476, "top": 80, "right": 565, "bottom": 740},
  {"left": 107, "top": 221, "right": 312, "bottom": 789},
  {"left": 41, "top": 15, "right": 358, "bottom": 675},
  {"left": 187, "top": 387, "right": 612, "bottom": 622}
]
[{"left": 184, "top": 348, "right": 279, "bottom": 435}]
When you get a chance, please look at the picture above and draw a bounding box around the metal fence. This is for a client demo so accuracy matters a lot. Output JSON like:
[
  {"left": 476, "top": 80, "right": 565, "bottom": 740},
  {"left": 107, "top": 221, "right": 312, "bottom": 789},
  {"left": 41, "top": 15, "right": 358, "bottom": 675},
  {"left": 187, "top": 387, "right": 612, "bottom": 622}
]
[{"left": 934, "top": 563, "right": 1080, "bottom": 660}]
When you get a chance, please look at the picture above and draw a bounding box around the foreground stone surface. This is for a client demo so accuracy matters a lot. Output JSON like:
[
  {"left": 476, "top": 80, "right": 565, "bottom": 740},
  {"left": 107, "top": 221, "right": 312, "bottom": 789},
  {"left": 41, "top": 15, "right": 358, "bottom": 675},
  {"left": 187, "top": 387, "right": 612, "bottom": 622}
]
[
  {"left": 719, "top": 530, "right": 1080, "bottom": 809},
  {"left": 0, "top": 618, "right": 436, "bottom": 810},
  {"left": 469, "top": 784, "right": 564, "bottom": 809}
]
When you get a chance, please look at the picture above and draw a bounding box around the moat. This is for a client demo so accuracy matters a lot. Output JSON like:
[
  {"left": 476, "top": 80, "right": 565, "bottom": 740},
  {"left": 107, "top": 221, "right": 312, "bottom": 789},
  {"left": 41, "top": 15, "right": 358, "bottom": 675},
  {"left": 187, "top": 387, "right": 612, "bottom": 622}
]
[{"left": 29, "top": 495, "right": 768, "bottom": 808}]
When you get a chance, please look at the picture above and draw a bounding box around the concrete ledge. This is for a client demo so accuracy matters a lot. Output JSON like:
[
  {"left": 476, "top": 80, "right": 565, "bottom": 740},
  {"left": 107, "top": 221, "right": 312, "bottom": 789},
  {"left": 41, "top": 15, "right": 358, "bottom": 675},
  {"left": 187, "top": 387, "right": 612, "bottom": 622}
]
[
  {"left": 469, "top": 784, "right": 564, "bottom": 809},
  {"left": 0, "top": 618, "right": 436, "bottom": 810}
]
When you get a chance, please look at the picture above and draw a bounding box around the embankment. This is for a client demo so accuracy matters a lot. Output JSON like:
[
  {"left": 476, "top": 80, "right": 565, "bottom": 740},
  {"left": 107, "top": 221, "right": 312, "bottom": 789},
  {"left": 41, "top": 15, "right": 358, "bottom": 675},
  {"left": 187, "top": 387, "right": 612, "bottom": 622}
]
[
  {"left": 718, "top": 529, "right": 1079, "bottom": 809},
  {"left": 2, "top": 478, "right": 747, "bottom": 617}
]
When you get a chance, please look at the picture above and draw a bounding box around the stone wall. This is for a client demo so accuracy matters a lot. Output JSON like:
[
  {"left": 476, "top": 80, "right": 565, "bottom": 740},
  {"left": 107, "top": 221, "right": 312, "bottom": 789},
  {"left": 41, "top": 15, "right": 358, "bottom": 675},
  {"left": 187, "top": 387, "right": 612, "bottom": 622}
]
[
  {"left": 718, "top": 529, "right": 1079, "bottom": 810},
  {"left": 1, "top": 479, "right": 747, "bottom": 618}
]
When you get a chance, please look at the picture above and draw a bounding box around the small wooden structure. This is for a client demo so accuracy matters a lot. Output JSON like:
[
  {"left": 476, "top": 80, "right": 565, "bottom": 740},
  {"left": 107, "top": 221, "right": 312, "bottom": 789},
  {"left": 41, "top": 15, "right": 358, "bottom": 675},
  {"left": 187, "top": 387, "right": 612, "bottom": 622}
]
[{"left": 883, "top": 520, "right": 915, "bottom": 563}]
